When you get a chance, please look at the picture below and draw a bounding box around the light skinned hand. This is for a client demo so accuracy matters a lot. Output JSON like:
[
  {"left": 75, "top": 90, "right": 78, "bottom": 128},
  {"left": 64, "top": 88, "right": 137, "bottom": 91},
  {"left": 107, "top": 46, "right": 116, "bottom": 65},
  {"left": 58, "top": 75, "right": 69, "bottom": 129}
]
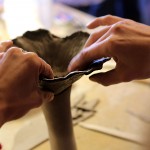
[
  {"left": 68, "top": 15, "right": 150, "bottom": 86},
  {"left": 0, "top": 40, "right": 54, "bottom": 127}
]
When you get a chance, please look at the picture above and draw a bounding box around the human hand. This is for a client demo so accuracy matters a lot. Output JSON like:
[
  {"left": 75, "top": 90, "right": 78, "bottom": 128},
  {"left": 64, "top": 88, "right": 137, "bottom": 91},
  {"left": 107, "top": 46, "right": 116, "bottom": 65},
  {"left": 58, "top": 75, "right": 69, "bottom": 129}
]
[
  {"left": 0, "top": 41, "right": 54, "bottom": 127},
  {"left": 68, "top": 15, "right": 150, "bottom": 85}
]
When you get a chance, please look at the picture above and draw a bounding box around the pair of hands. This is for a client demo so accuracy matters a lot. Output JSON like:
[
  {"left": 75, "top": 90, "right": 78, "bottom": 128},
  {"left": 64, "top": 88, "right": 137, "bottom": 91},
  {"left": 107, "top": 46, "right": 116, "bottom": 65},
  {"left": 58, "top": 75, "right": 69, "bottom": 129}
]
[
  {"left": 68, "top": 15, "right": 150, "bottom": 85},
  {"left": 1, "top": 15, "right": 150, "bottom": 126},
  {"left": 0, "top": 41, "right": 54, "bottom": 127}
]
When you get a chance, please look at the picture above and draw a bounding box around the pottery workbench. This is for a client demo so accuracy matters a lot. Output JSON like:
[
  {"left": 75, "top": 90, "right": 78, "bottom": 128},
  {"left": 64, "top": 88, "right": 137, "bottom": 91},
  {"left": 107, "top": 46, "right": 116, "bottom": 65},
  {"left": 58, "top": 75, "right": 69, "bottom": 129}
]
[
  {"left": 0, "top": 2, "right": 150, "bottom": 150},
  {"left": 32, "top": 76, "right": 150, "bottom": 150}
]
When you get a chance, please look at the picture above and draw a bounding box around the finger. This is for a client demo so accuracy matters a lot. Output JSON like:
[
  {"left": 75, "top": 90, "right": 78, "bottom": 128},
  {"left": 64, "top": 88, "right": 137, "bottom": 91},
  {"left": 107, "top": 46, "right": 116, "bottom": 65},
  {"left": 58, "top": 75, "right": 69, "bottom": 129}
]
[
  {"left": 24, "top": 52, "right": 54, "bottom": 79},
  {"left": 3, "top": 47, "right": 24, "bottom": 60},
  {"left": 0, "top": 40, "right": 13, "bottom": 52},
  {"left": 89, "top": 69, "right": 121, "bottom": 86},
  {"left": 84, "top": 26, "right": 111, "bottom": 48},
  {"left": 0, "top": 52, "right": 4, "bottom": 59},
  {"left": 94, "top": 20, "right": 131, "bottom": 47},
  {"left": 6, "top": 47, "right": 24, "bottom": 56},
  {"left": 68, "top": 39, "right": 111, "bottom": 72},
  {"left": 87, "top": 15, "right": 124, "bottom": 29},
  {"left": 39, "top": 57, "right": 54, "bottom": 79}
]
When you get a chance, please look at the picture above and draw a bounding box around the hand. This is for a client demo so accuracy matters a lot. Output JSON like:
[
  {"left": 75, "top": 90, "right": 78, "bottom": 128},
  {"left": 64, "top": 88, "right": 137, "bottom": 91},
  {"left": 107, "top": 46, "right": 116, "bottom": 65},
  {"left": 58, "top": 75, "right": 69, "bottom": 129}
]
[
  {"left": 68, "top": 15, "right": 150, "bottom": 85},
  {"left": 0, "top": 41, "right": 54, "bottom": 127}
]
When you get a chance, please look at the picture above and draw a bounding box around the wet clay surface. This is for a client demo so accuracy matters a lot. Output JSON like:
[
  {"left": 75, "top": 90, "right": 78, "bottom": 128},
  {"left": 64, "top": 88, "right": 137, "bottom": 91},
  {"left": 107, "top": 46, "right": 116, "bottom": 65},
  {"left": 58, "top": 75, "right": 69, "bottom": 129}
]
[{"left": 13, "top": 29, "right": 110, "bottom": 94}]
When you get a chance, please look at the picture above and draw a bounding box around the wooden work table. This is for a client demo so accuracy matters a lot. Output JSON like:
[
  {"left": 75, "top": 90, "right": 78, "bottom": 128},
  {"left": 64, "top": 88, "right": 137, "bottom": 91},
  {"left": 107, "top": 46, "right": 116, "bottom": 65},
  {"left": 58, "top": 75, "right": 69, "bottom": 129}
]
[
  {"left": 32, "top": 76, "right": 150, "bottom": 150},
  {"left": 0, "top": 2, "right": 150, "bottom": 150}
]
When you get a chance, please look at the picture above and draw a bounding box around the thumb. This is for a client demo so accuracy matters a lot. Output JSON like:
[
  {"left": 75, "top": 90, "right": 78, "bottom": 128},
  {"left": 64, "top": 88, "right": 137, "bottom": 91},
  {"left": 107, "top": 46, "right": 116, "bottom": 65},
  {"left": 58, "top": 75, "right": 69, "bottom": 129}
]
[
  {"left": 0, "top": 40, "right": 13, "bottom": 52},
  {"left": 89, "top": 69, "right": 121, "bottom": 86}
]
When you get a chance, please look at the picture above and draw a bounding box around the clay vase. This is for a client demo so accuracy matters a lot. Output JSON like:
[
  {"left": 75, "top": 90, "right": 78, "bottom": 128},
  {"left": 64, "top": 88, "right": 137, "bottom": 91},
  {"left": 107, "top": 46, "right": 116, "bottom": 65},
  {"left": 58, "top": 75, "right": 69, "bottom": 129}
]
[{"left": 13, "top": 29, "right": 89, "bottom": 150}]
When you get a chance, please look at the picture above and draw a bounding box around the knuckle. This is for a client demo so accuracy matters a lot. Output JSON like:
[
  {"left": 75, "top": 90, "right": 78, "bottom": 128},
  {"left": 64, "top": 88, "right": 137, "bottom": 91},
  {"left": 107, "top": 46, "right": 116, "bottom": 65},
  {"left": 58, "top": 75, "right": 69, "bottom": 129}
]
[
  {"left": 94, "top": 17, "right": 101, "bottom": 23},
  {"left": 80, "top": 49, "right": 89, "bottom": 60},
  {"left": 89, "top": 32, "right": 98, "bottom": 42},
  {"left": 123, "top": 18, "right": 135, "bottom": 24},
  {"left": 105, "top": 14, "right": 113, "bottom": 20},
  {"left": 107, "top": 33, "right": 124, "bottom": 53},
  {"left": 111, "top": 20, "right": 130, "bottom": 33},
  {"left": 7, "top": 47, "right": 22, "bottom": 56},
  {"left": 108, "top": 35, "right": 117, "bottom": 45},
  {"left": 24, "top": 52, "right": 39, "bottom": 64},
  {"left": 112, "top": 22, "right": 125, "bottom": 33},
  {"left": 101, "top": 15, "right": 114, "bottom": 24},
  {"left": 106, "top": 35, "right": 118, "bottom": 51},
  {"left": 9, "top": 47, "right": 22, "bottom": 52},
  {"left": 25, "top": 52, "right": 38, "bottom": 59}
]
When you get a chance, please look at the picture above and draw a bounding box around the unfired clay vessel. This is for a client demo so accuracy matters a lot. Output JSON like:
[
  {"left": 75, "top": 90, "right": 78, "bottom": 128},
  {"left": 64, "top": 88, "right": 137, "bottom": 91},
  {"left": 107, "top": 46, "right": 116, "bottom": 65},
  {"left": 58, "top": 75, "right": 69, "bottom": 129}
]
[{"left": 13, "top": 29, "right": 109, "bottom": 150}]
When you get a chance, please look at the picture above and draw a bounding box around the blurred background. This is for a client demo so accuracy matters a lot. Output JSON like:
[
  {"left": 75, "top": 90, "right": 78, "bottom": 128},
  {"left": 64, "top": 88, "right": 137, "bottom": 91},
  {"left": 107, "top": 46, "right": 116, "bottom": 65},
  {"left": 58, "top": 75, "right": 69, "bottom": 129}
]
[
  {"left": 0, "top": 0, "right": 150, "bottom": 150},
  {"left": 0, "top": 0, "right": 150, "bottom": 39},
  {"left": 55, "top": 0, "right": 150, "bottom": 25}
]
